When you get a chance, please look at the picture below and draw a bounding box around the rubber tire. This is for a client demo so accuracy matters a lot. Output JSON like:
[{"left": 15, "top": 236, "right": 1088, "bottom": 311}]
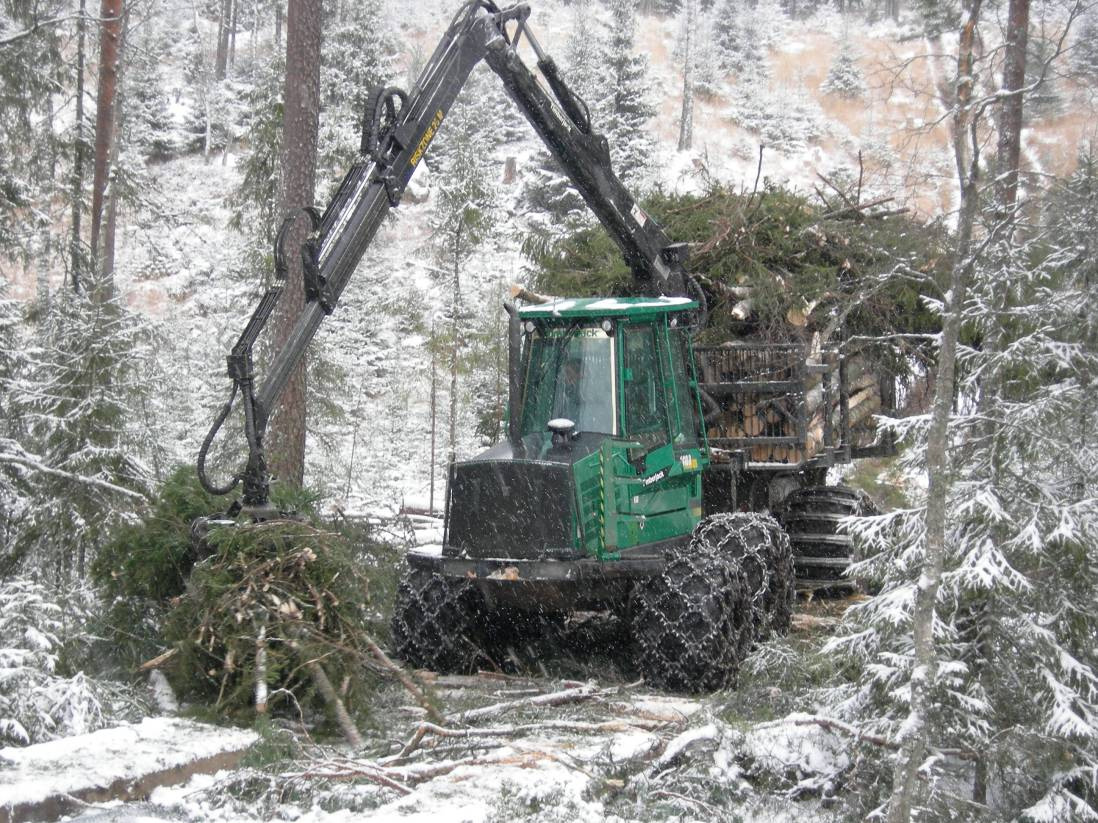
[
  {"left": 390, "top": 566, "right": 485, "bottom": 673},
  {"left": 778, "top": 485, "right": 877, "bottom": 590},
  {"left": 632, "top": 543, "right": 747, "bottom": 693}
]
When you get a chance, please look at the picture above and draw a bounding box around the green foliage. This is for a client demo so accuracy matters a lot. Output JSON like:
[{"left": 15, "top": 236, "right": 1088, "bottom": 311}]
[
  {"left": 87, "top": 465, "right": 229, "bottom": 668},
  {"left": 164, "top": 520, "right": 376, "bottom": 722},
  {"left": 240, "top": 714, "right": 304, "bottom": 768},
  {"left": 92, "top": 465, "right": 228, "bottom": 603},
  {"left": 527, "top": 183, "right": 947, "bottom": 347}
]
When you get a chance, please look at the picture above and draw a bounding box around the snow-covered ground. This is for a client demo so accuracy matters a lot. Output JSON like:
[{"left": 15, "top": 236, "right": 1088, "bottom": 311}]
[{"left": 50, "top": 674, "right": 850, "bottom": 823}]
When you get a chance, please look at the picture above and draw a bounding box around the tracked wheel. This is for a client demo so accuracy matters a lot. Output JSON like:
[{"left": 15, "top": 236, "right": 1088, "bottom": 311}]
[
  {"left": 390, "top": 566, "right": 486, "bottom": 673},
  {"left": 632, "top": 543, "right": 747, "bottom": 693},
  {"left": 778, "top": 485, "right": 877, "bottom": 590}
]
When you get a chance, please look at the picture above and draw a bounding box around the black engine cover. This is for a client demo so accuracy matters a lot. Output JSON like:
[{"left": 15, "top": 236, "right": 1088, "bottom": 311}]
[{"left": 445, "top": 460, "right": 576, "bottom": 560}]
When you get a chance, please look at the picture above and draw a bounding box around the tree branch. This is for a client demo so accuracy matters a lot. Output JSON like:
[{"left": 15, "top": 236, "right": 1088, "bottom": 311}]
[
  {"left": 0, "top": 450, "right": 147, "bottom": 501},
  {"left": 0, "top": 13, "right": 120, "bottom": 48}
]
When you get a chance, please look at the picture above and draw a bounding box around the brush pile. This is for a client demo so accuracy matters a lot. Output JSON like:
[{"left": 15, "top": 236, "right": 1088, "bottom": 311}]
[{"left": 165, "top": 520, "right": 378, "bottom": 734}]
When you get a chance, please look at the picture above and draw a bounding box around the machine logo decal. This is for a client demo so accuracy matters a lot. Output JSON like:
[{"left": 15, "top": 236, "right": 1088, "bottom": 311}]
[{"left": 411, "top": 109, "right": 445, "bottom": 166}]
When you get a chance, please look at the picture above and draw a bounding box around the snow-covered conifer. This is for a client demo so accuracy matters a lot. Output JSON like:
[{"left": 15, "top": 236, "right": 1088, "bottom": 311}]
[
  {"left": 0, "top": 291, "right": 31, "bottom": 566},
  {"left": 124, "top": 19, "right": 177, "bottom": 162},
  {"left": 230, "top": 53, "right": 286, "bottom": 268},
  {"left": 0, "top": 578, "right": 106, "bottom": 746},
  {"left": 1025, "top": 23, "right": 1063, "bottom": 118},
  {"left": 599, "top": 0, "right": 658, "bottom": 186},
  {"left": 712, "top": 0, "right": 772, "bottom": 78},
  {"left": 10, "top": 280, "right": 151, "bottom": 582},
  {"left": 429, "top": 67, "right": 500, "bottom": 467},
  {"left": 521, "top": 0, "right": 604, "bottom": 226},
  {"left": 0, "top": 0, "right": 66, "bottom": 256},
  {"left": 320, "top": 0, "right": 400, "bottom": 175},
  {"left": 729, "top": 78, "right": 823, "bottom": 151},
  {"left": 822, "top": 154, "right": 1098, "bottom": 820},
  {"left": 822, "top": 36, "right": 866, "bottom": 99}
]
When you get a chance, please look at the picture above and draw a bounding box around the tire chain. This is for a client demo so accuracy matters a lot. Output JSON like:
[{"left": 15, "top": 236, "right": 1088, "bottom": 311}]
[
  {"left": 632, "top": 542, "right": 747, "bottom": 692},
  {"left": 692, "top": 512, "right": 795, "bottom": 639},
  {"left": 390, "top": 566, "right": 484, "bottom": 673},
  {"left": 632, "top": 513, "right": 796, "bottom": 693}
]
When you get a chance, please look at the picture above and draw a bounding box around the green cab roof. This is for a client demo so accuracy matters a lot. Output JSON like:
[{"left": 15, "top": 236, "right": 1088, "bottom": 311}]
[{"left": 517, "top": 296, "right": 698, "bottom": 320}]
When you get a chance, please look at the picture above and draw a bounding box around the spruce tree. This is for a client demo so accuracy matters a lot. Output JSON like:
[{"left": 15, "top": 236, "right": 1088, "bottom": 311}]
[
  {"left": 822, "top": 153, "right": 1098, "bottom": 823},
  {"left": 429, "top": 66, "right": 499, "bottom": 468},
  {"left": 0, "top": 291, "right": 31, "bottom": 569},
  {"left": 123, "top": 18, "right": 176, "bottom": 162},
  {"left": 600, "top": 0, "right": 657, "bottom": 186},
  {"left": 319, "top": 0, "right": 400, "bottom": 178},
  {"left": 521, "top": 0, "right": 604, "bottom": 225},
  {"left": 10, "top": 278, "right": 151, "bottom": 582},
  {"left": 229, "top": 53, "right": 285, "bottom": 277},
  {"left": 822, "top": 36, "right": 866, "bottom": 99},
  {"left": 712, "top": 0, "right": 771, "bottom": 77},
  {"left": 0, "top": 0, "right": 67, "bottom": 256},
  {"left": 1025, "top": 22, "right": 1062, "bottom": 118}
]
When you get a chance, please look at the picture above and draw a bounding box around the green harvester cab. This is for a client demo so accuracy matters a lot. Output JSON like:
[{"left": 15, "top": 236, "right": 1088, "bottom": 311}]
[{"left": 435, "top": 297, "right": 709, "bottom": 612}]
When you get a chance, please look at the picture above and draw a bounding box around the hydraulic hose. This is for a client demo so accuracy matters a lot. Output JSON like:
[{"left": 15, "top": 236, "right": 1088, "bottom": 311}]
[{"left": 197, "top": 383, "right": 242, "bottom": 496}]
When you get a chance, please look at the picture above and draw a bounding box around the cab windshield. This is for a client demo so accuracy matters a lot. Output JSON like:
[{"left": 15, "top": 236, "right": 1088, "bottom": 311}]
[{"left": 520, "top": 326, "right": 615, "bottom": 437}]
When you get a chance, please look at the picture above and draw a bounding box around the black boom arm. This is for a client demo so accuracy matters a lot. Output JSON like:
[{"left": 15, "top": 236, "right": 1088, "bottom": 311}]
[{"left": 197, "top": 0, "right": 690, "bottom": 512}]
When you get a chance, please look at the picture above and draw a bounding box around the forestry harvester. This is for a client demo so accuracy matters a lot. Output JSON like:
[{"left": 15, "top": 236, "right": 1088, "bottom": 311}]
[{"left": 196, "top": 1, "right": 885, "bottom": 691}]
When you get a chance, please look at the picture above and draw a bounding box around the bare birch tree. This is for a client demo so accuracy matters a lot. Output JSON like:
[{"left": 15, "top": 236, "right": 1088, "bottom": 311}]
[
  {"left": 886, "top": 7, "right": 986, "bottom": 817},
  {"left": 677, "top": 0, "right": 696, "bottom": 151}
]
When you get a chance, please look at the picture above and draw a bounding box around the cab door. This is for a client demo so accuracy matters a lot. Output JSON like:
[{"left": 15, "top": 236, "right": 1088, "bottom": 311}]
[{"left": 613, "top": 318, "right": 699, "bottom": 548}]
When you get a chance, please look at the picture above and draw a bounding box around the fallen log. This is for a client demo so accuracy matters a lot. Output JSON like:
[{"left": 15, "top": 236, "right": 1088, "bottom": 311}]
[
  {"left": 0, "top": 718, "right": 257, "bottom": 823},
  {"left": 392, "top": 717, "right": 668, "bottom": 761},
  {"left": 452, "top": 683, "right": 599, "bottom": 725}
]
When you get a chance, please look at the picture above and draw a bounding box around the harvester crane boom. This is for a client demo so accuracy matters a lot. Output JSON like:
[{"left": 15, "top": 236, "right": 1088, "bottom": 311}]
[{"left": 197, "top": 0, "right": 690, "bottom": 513}]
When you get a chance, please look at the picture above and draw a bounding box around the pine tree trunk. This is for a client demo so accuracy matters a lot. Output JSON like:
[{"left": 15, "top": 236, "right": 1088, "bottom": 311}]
[
  {"left": 89, "top": 0, "right": 124, "bottom": 286},
  {"left": 70, "top": 0, "right": 87, "bottom": 294},
  {"left": 275, "top": 1, "right": 283, "bottom": 47},
  {"left": 995, "top": 0, "right": 1030, "bottom": 221},
  {"left": 887, "top": 6, "right": 984, "bottom": 820},
  {"left": 677, "top": 0, "right": 696, "bottom": 152},
  {"left": 268, "top": 0, "right": 322, "bottom": 490},
  {"left": 100, "top": 18, "right": 128, "bottom": 294}
]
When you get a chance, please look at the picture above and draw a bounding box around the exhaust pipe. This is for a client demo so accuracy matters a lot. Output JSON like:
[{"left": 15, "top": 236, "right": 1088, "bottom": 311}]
[{"left": 503, "top": 301, "right": 524, "bottom": 453}]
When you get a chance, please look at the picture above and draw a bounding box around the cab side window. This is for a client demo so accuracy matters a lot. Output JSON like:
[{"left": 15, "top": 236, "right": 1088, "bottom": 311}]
[
  {"left": 622, "top": 324, "right": 670, "bottom": 447},
  {"left": 669, "top": 327, "right": 704, "bottom": 446}
]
